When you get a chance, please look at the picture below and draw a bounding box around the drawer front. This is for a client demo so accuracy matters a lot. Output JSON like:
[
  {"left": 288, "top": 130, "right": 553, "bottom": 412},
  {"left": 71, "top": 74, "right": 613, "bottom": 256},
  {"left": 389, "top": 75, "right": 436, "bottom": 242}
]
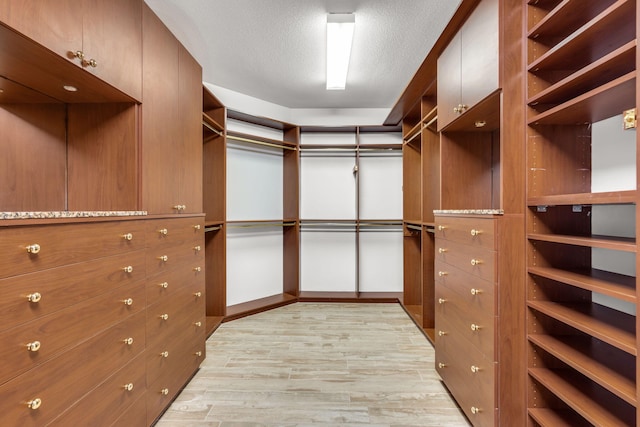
[
  {"left": 146, "top": 262, "right": 202, "bottom": 306},
  {"left": 0, "top": 220, "right": 145, "bottom": 279},
  {"left": 435, "top": 238, "right": 495, "bottom": 282},
  {"left": 435, "top": 259, "right": 495, "bottom": 316},
  {"left": 435, "top": 284, "right": 495, "bottom": 360},
  {"left": 47, "top": 351, "right": 147, "bottom": 427},
  {"left": 111, "top": 393, "right": 147, "bottom": 427},
  {"left": 0, "top": 250, "right": 146, "bottom": 332},
  {"left": 435, "top": 320, "right": 496, "bottom": 427},
  {"left": 434, "top": 216, "right": 495, "bottom": 249},
  {"left": 0, "top": 279, "right": 145, "bottom": 384},
  {"left": 0, "top": 311, "right": 145, "bottom": 427},
  {"left": 145, "top": 217, "right": 205, "bottom": 250},
  {"left": 146, "top": 241, "right": 204, "bottom": 277}
]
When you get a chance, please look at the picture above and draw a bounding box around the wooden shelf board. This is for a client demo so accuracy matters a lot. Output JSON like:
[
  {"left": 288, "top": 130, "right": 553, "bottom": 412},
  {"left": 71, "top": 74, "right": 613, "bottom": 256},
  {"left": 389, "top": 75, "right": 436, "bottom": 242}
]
[
  {"left": 205, "top": 316, "right": 224, "bottom": 338},
  {"left": 528, "top": 72, "right": 636, "bottom": 125},
  {"left": 528, "top": 0, "right": 613, "bottom": 42},
  {"left": 528, "top": 41, "right": 636, "bottom": 107},
  {"left": 529, "top": 368, "right": 635, "bottom": 426},
  {"left": 202, "top": 112, "right": 224, "bottom": 134},
  {"left": 227, "top": 130, "right": 297, "bottom": 149},
  {"left": 528, "top": 407, "right": 597, "bottom": 427},
  {"left": 527, "top": 301, "right": 636, "bottom": 355},
  {"left": 298, "top": 292, "right": 401, "bottom": 303},
  {"left": 440, "top": 90, "right": 501, "bottom": 132},
  {"left": 528, "top": 334, "right": 636, "bottom": 405},
  {"left": 527, "top": 190, "right": 637, "bottom": 206},
  {"left": 224, "top": 293, "right": 297, "bottom": 322},
  {"left": 528, "top": 266, "right": 636, "bottom": 303},
  {"left": 527, "top": 233, "right": 636, "bottom": 252}
]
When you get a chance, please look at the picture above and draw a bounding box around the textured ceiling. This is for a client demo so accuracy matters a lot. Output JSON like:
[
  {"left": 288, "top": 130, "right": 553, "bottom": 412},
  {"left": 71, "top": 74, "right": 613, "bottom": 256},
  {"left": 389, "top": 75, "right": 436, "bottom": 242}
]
[{"left": 144, "top": 0, "right": 461, "bottom": 109}]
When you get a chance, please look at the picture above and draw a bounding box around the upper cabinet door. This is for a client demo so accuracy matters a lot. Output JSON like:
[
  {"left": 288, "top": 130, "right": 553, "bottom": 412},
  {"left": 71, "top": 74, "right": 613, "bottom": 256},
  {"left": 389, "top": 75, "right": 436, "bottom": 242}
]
[
  {"left": 437, "top": 0, "right": 499, "bottom": 130},
  {"left": 0, "top": 0, "right": 142, "bottom": 101}
]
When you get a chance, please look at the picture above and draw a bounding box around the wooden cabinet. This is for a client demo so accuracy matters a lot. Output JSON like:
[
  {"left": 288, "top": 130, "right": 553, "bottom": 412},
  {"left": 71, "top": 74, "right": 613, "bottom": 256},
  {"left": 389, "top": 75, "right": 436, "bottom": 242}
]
[
  {"left": 525, "top": 0, "right": 638, "bottom": 425},
  {"left": 142, "top": 4, "right": 203, "bottom": 214},
  {"left": 438, "top": 0, "right": 499, "bottom": 130},
  {"left": 0, "top": 0, "right": 142, "bottom": 101}
]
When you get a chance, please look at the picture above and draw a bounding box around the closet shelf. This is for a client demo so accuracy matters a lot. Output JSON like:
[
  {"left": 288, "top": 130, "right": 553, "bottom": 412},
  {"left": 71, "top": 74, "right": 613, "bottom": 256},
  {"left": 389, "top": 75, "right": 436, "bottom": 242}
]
[
  {"left": 527, "top": 41, "right": 636, "bottom": 108},
  {"left": 527, "top": 190, "right": 637, "bottom": 206},
  {"left": 528, "top": 368, "right": 636, "bottom": 426},
  {"left": 528, "top": 0, "right": 613, "bottom": 42},
  {"left": 528, "top": 334, "right": 636, "bottom": 405},
  {"left": 202, "top": 112, "right": 224, "bottom": 135},
  {"left": 528, "top": 72, "right": 636, "bottom": 125},
  {"left": 527, "top": 0, "right": 635, "bottom": 73},
  {"left": 528, "top": 300, "right": 636, "bottom": 355},
  {"left": 227, "top": 130, "right": 297, "bottom": 151},
  {"left": 528, "top": 407, "right": 592, "bottom": 427},
  {"left": 528, "top": 266, "right": 636, "bottom": 303},
  {"left": 527, "top": 233, "right": 636, "bottom": 252}
]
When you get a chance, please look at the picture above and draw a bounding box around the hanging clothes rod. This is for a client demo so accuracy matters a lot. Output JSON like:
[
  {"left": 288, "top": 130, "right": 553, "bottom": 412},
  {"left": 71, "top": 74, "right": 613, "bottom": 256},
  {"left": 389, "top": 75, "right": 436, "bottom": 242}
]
[
  {"left": 424, "top": 114, "right": 438, "bottom": 129},
  {"left": 404, "top": 126, "right": 424, "bottom": 144},
  {"left": 227, "top": 134, "right": 297, "bottom": 151},
  {"left": 227, "top": 221, "right": 297, "bottom": 229},
  {"left": 405, "top": 224, "right": 422, "bottom": 232},
  {"left": 204, "top": 224, "right": 223, "bottom": 232},
  {"left": 202, "top": 121, "right": 224, "bottom": 137}
]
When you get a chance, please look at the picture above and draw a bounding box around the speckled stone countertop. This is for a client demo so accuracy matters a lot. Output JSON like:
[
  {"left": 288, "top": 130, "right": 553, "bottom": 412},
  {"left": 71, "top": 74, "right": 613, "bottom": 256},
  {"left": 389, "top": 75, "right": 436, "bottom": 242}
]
[
  {"left": 433, "top": 209, "right": 504, "bottom": 215},
  {"left": 0, "top": 211, "right": 148, "bottom": 220}
]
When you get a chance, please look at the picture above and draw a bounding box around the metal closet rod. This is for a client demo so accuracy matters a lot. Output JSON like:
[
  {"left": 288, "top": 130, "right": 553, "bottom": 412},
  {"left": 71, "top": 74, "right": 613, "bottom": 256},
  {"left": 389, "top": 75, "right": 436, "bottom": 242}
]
[
  {"left": 405, "top": 224, "right": 422, "bottom": 232},
  {"left": 204, "top": 224, "right": 223, "bottom": 232},
  {"left": 227, "top": 134, "right": 297, "bottom": 151},
  {"left": 227, "top": 221, "right": 297, "bottom": 229},
  {"left": 202, "top": 120, "right": 224, "bottom": 137}
]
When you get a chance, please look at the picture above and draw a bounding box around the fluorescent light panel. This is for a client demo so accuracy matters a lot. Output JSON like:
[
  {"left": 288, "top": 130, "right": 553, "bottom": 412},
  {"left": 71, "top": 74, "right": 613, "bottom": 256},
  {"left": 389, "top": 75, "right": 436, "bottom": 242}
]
[{"left": 326, "top": 13, "right": 355, "bottom": 90}]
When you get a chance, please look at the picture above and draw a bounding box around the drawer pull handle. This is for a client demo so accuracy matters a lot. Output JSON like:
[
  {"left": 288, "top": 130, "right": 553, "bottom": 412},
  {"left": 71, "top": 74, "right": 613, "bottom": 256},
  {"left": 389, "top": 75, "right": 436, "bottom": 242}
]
[
  {"left": 471, "top": 406, "right": 480, "bottom": 415},
  {"left": 159, "top": 282, "right": 169, "bottom": 289},
  {"left": 123, "top": 383, "right": 134, "bottom": 392},
  {"left": 438, "top": 271, "right": 448, "bottom": 277},
  {"left": 123, "top": 337, "right": 134, "bottom": 346},
  {"left": 159, "top": 314, "right": 169, "bottom": 320},
  {"left": 121, "top": 233, "right": 133, "bottom": 241},
  {"left": 123, "top": 266, "right": 133, "bottom": 273},
  {"left": 27, "top": 398, "right": 42, "bottom": 410},
  {"left": 158, "top": 228, "right": 168, "bottom": 235},
  {"left": 194, "top": 321, "right": 202, "bottom": 327},
  {"left": 195, "top": 351, "right": 202, "bottom": 357},
  {"left": 438, "top": 298, "right": 446, "bottom": 304},
  {"left": 194, "top": 245, "right": 201, "bottom": 252},
  {"left": 122, "top": 298, "right": 133, "bottom": 306},
  {"left": 470, "top": 259, "right": 482, "bottom": 266},
  {"left": 470, "top": 365, "right": 480, "bottom": 373},
  {"left": 27, "top": 292, "right": 42, "bottom": 303},
  {"left": 193, "top": 224, "right": 201, "bottom": 230},
  {"left": 194, "top": 292, "right": 202, "bottom": 298},
  {"left": 193, "top": 267, "right": 202, "bottom": 272},
  {"left": 470, "top": 324, "right": 481, "bottom": 332},
  {"left": 160, "top": 351, "right": 169, "bottom": 358},
  {"left": 161, "top": 388, "right": 169, "bottom": 396},
  {"left": 173, "top": 204, "right": 186, "bottom": 211},
  {"left": 26, "top": 341, "right": 41, "bottom": 352},
  {"left": 437, "top": 225, "right": 447, "bottom": 231},
  {"left": 438, "top": 362, "right": 447, "bottom": 369},
  {"left": 158, "top": 255, "right": 168, "bottom": 262},
  {"left": 26, "top": 244, "right": 41, "bottom": 254},
  {"left": 470, "top": 229, "right": 481, "bottom": 236},
  {"left": 438, "top": 330, "right": 447, "bottom": 337},
  {"left": 438, "top": 248, "right": 447, "bottom": 254},
  {"left": 470, "top": 288, "right": 482, "bottom": 296}
]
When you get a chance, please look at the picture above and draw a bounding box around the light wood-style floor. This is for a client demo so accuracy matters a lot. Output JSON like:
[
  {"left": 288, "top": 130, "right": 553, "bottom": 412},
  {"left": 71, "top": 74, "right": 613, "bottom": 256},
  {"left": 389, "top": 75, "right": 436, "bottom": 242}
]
[{"left": 156, "top": 302, "right": 471, "bottom": 426}]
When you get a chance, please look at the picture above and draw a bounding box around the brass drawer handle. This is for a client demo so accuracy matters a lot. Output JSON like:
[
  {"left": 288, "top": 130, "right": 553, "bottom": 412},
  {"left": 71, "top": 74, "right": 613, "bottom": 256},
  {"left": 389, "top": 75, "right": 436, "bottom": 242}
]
[
  {"left": 438, "top": 330, "right": 447, "bottom": 337},
  {"left": 123, "top": 266, "right": 133, "bottom": 273},
  {"left": 122, "top": 298, "right": 133, "bottom": 306},
  {"left": 470, "top": 288, "right": 482, "bottom": 296},
  {"left": 438, "top": 247, "right": 447, "bottom": 254},
  {"left": 193, "top": 245, "right": 201, "bottom": 252},
  {"left": 121, "top": 233, "right": 133, "bottom": 241},
  {"left": 438, "top": 271, "right": 448, "bottom": 277},
  {"left": 159, "top": 282, "right": 169, "bottom": 289},
  {"left": 27, "top": 398, "right": 42, "bottom": 410},
  {"left": 173, "top": 204, "right": 186, "bottom": 211},
  {"left": 437, "top": 225, "right": 447, "bottom": 231},
  {"left": 470, "top": 323, "right": 481, "bottom": 332},
  {"left": 195, "top": 351, "right": 203, "bottom": 357},
  {"left": 123, "top": 383, "right": 134, "bottom": 392},
  {"left": 438, "top": 298, "right": 446, "bottom": 304},
  {"left": 159, "top": 314, "right": 169, "bottom": 320},
  {"left": 84, "top": 58, "right": 97, "bottom": 68},
  {"left": 160, "top": 351, "right": 169, "bottom": 358},
  {"left": 194, "top": 321, "right": 202, "bottom": 327},
  {"left": 123, "top": 337, "right": 134, "bottom": 346},
  {"left": 161, "top": 388, "right": 169, "bottom": 396},
  {"left": 194, "top": 292, "right": 202, "bottom": 298},
  {"left": 26, "top": 244, "right": 41, "bottom": 254},
  {"left": 470, "top": 229, "right": 482, "bottom": 236},
  {"left": 158, "top": 255, "right": 168, "bottom": 262},
  {"left": 26, "top": 341, "right": 41, "bottom": 352},
  {"left": 193, "top": 224, "right": 201, "bottom": 230},
  {"left": 470, "top": 259, "right": 482, "bottom": 266},
  {"left": 27, "top": 292, "right": 42, "bottom": 303},
  {"left": 438, "top": 362, "right": 447, "bottom": 369},
  {"left": 471, "top": 365, "right": 480, "bottom": 373},
  {"left": 471, "top": 406, "right": 481, "bottom": 415},
  {"left": 158, "top": 228, "right": 168, "bottom": 235},
  {"left": 193, "top": 267, "right": 202, "bottom": 272}
]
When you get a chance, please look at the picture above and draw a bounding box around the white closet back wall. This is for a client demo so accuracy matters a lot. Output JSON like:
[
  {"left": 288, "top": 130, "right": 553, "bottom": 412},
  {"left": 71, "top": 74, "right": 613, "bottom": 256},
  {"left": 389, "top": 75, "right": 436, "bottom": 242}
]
[{"left": 226, "top": 118, "right": 285, "bottom": 306}]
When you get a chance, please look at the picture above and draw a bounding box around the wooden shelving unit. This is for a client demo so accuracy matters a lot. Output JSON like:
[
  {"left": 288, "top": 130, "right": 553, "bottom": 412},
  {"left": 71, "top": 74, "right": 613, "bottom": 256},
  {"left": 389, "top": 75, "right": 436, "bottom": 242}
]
[{"left": 525, "top": 0, "right": 638, "bottom": 424}]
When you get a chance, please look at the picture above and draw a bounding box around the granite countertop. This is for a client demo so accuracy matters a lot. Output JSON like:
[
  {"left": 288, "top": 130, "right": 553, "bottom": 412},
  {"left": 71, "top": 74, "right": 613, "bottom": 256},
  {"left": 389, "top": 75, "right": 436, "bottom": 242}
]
[
  {"left": 433, "top": 209, "right": 504, "bottom": 215},
  {"left": 0, "top": 211, "right": 148, "bottom": 220}
]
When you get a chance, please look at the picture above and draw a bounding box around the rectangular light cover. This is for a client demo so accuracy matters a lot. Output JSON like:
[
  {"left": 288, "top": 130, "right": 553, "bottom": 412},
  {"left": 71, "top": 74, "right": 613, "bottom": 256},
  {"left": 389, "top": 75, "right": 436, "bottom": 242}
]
[{"left": 326, "top": 13, "right": 355, "bottom": 90}]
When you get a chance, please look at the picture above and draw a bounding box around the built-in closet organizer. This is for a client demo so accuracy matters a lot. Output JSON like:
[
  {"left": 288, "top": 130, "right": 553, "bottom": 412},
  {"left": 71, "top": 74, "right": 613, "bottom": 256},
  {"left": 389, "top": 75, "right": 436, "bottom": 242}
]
[
  {"left": 525, "top": 0, "right": 638, "bottom": 425},
  {"left": 298, "top": 126, "right": 403, "bottom": 301},
  {"left": 223, "top": 111, "right": 300, "bottom": 319}
]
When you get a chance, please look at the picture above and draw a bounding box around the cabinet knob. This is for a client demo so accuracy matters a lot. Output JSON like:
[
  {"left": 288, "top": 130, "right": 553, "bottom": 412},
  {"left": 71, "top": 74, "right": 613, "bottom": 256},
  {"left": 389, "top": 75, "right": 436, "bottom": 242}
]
[
  {"left": 471, "top": 365, "right": 480, "bottom": 373},
  {"left": 193, "top": 245, "right": 201, "bottom": 252},
  {"left": 27, "top": 292, "right": 42, "bottom": 303},
  {"left": 159, "top": 282, "right": 169, "bottom": 289},
  {"left": 438, "top": 362, "right": 447, "bottom": 369},
  {"left": 123, "top": 337, "right": 134, "bottom": 346},
  {"left": 84, "top": 58, "right": 97, "bottom": 68},
  {"left": 193, "top": 224, "right": 201, "bottom": 230},
  {"left": 26, "top": 341, "right": 41, "bottom": 352},
  {"left": 159, "top": 314, "right": 169, "bottom": 320},
  {"left": 470, "top": 229, "right": 481, "bottom": 236},
  {"left": 158, "top": 255, "right": 168, "bottom": 262},
  {"left": 122, "top": 298, "right": 133, "bottom": 306},
  {"left": 438, "top": 271, "right": 448, "bottom": 277},
  {"left": 193, "top": 267, "right": 202, "bottom": 272},
  {"left": 438, "top": 298, "right": 446, "bottom": 304},
  {"left": 160, "top": 351, "right": 169, "bottom": 358},
  {"left": 27, "top": 398, "right": 42, "bottom": 410},
  {"left": 158, "top": 228, "right": 168, "bottom": 235},
  {"left": 74, "top": 50, "right": 84, "bottom": 59},
  {"left": 453, "top": 106, "right": 460, "bottom": 113},
  {"left": 123, "top": 265, "right": 133, "bottom": 273},
  {"left": 195, "top": 351, "right": 202, "bottom": 357},
  {"left": 173, "top": 204, "right": 186, "bottom": 211},
  {"left": 437, "top": 225, "right": 447, "bottom": 231},
  {"left": 121, "top": 233, "right": 133, "bottom": 241},
  {"left": 123, "top": 383, "right": 134, "bottom": 392},
  {"left": 470, "top": 288, "right": 482, "bottom": 296},
  {"left": 471, "top": 406, "right": 480, "bottom": 415},
  {"left": 26, "top": 244, "right": 41, "bottom": 254},
  {"left": 438, "top": 330, "right": 447, "bottom": 337},
  {"left": 161, "top": 388, "right": 169, "bottom": 396},
  {"left": 194, "top": 292, "right": 202, "bottom": 298},
  {"left": 470, "top": 259, "right": 482, "bottom": 266},
  {"left": 194, "top": 321, "right": 202, "bottom": 327},
  {"left": 438, "top": 247, "right": 447, "bottom": 254},
  {"left": 470, "top": 323, "right": 481, "bottom": 332}
]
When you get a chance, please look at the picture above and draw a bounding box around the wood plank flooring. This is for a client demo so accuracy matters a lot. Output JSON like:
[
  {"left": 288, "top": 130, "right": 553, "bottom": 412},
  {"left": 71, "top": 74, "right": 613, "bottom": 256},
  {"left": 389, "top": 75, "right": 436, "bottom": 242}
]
[{"left": 156, "top": 302, "right": 471, "bottom": 426}]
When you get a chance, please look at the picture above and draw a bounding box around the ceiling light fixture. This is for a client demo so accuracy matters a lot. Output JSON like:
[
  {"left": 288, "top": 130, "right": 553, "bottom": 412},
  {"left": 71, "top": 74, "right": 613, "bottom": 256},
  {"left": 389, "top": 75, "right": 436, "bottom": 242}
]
[{"left": 326, "top": 13, "right": 355, "bottom": 91}]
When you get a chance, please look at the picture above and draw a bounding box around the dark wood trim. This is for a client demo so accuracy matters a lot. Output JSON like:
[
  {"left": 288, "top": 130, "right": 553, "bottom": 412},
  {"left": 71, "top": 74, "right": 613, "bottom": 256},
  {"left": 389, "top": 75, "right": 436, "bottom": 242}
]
[{"left": 223, "top": 293, "right": 298, "bottom": 322}]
